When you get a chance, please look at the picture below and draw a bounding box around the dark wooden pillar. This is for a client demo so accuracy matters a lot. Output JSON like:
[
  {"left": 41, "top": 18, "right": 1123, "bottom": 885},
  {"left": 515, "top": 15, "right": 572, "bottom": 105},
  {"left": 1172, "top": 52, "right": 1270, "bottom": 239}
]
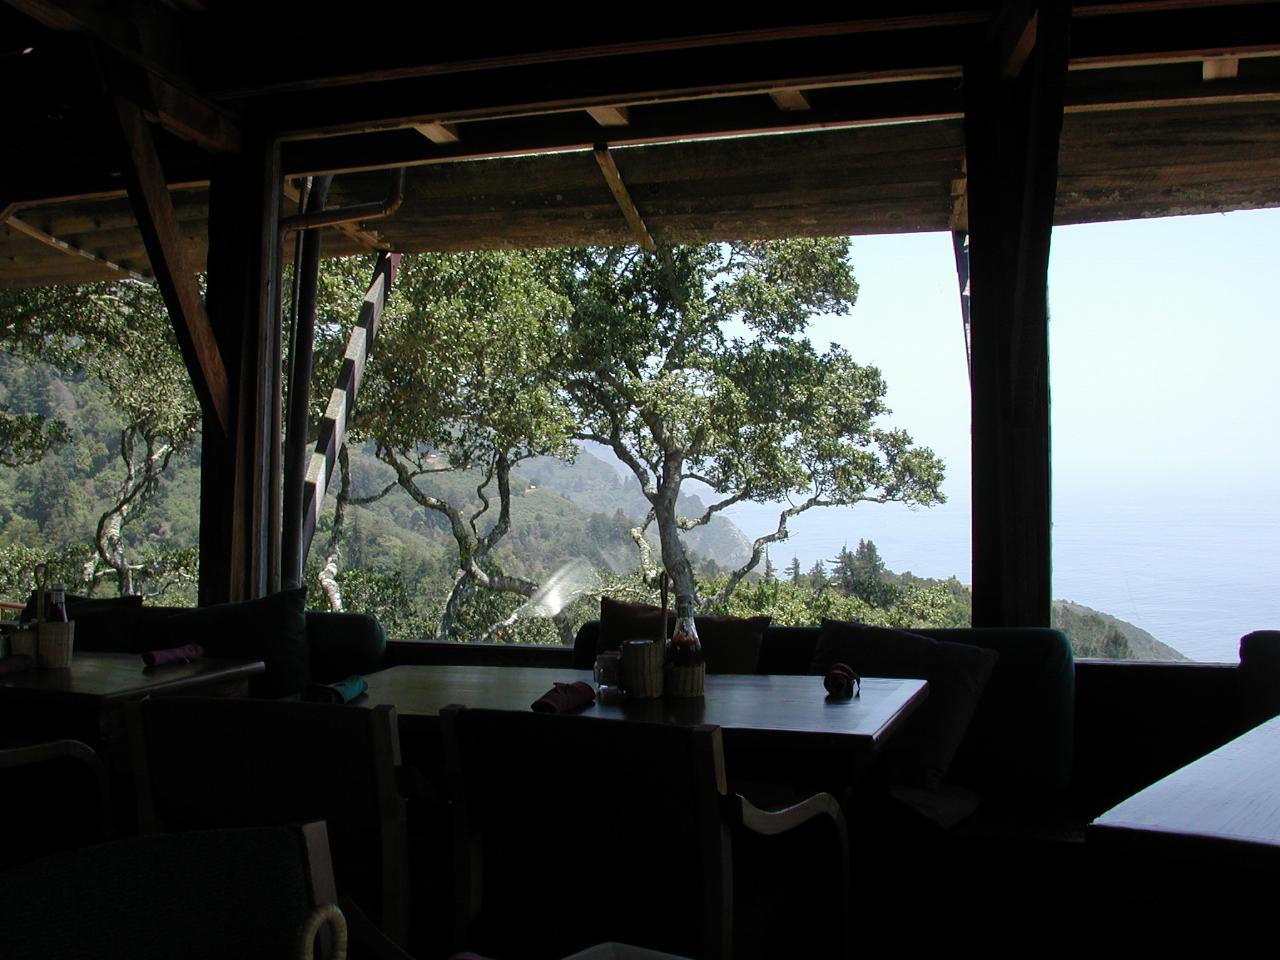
[
  {"left": 964, "top": 3, "right": 1069, "bottom": 628},
  {"left": 203, "top": 133, "right": 282, "bottom": 603}
]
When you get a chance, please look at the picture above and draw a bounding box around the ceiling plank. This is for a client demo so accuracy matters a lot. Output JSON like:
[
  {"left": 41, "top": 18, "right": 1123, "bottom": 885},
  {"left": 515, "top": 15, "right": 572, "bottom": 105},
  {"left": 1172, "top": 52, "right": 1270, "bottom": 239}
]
[
  {"left": 111, "top": 91, "right": 232, "bottom": 437},
  {"left": 593, "top": 145, "right": 655, "bottom": 251}
]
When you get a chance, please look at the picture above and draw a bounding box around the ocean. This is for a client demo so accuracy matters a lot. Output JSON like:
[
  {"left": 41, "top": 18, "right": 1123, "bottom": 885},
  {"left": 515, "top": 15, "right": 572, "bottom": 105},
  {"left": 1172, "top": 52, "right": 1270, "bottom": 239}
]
[{"left": 723, "top": 484, "right": 1280, "bottom": 663}]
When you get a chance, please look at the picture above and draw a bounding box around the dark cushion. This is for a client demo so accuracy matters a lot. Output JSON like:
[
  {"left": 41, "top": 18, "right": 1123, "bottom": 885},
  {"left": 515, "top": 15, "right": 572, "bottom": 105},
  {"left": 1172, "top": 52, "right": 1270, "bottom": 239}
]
[
  {"left": 598, "top": 597, "right": 768, "bottom": 674},
  {"left": 811, "top": 620, "right": 998, "bottom": 791},
  {"left": 166, "top": 588, "right": 311, "bottom": 698},
  {"left": 1239, "top": 631, "right": 1280, "bottom": 729},
  {"left": 19, "top": 593, "right": 144, "bottom": 654},
  {"left": 305, "top": 611, "right": 386, "bottom": 683}
]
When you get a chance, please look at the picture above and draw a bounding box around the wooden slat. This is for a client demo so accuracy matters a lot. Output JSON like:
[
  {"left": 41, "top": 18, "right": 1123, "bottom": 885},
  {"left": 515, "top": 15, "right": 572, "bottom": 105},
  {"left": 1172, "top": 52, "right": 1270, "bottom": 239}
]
[
  {"left": 111, "top": 92, "right": 232, "bottom": 437},
  {"left": 592, "top": 145, "right": 656, "bottom": 250},
  {"left": 300, "top": 252, "right": 399, "bottom": 562}
]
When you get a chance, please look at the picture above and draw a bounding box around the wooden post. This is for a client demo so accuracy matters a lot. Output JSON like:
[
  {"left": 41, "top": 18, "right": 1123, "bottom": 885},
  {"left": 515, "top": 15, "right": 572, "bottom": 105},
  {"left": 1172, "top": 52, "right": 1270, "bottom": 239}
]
[
  {"left": 964, "top": 3, "right": 1069, "bottom": 628},
  {"left": 203, "top": 134, "right": 282, "bottom": 603}
]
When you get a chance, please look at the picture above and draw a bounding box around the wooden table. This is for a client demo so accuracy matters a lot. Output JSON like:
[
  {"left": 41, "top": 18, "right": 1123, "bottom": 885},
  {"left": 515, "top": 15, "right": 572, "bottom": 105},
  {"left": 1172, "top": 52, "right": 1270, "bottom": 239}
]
[
  {"left": 1088, "top": 714, "right": 1280, "bottom": 867},
  {"left": 361, "top": 665, "right": 927, "bottom": 788},
  {"left": 0, "top": 652, "right": 265, "bottom": 830},
  {"left": 0, "top": 651, "right": 265, "bottom": 708}
]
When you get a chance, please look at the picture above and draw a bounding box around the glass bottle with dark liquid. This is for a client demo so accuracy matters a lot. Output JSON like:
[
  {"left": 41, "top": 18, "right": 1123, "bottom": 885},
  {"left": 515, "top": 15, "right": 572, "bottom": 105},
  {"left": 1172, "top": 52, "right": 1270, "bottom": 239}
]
[{"left": 668, "top": 594, "right": 703, "bottom": 667}]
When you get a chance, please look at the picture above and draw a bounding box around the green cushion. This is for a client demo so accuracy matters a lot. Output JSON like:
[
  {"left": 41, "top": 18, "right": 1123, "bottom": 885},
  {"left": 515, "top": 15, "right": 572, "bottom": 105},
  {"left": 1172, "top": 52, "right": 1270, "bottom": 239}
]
[
  {"left": 167, "top": 589, "right": 310, "bottom": 698},
  {"left": 921, "top": 627, "right": 1075, "bottom": 796},
  {"left": 599, "top": 596, "right": 768, "bottom": 674},
  {"left": 812, "top": 620, "right": 999, "bottom": 791}
]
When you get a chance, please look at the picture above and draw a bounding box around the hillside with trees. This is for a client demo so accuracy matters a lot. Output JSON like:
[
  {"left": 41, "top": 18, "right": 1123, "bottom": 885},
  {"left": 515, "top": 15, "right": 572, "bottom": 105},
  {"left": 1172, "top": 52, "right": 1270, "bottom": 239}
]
[{"left": 0, "top": 250, "right": 1186, "bottom": 662}]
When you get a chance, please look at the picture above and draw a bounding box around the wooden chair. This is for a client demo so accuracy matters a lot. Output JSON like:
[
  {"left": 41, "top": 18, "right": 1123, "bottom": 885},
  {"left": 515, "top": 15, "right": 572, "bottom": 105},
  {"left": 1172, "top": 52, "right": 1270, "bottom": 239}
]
[
  {"left": 0, "top": 739, "right": 111, "bottom": 870},
  {"left": 0, "top": 821, "right": 345, "bottom": 960},
  {"left": 128, "top": 697, "right": 409, "bottom": 946},
  {"left": 441, "top": 707, "right": 849, "bottom": 960}
]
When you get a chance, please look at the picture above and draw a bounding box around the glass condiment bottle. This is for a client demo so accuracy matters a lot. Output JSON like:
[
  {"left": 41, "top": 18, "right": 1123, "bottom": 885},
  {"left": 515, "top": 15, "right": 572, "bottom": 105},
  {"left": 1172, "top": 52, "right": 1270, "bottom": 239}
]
[
  {"left": 50, "top": 584, "right": 68, "bottom": 623},
  {"left": 668, "top": 594, "right": 703, "bottom": 667}
]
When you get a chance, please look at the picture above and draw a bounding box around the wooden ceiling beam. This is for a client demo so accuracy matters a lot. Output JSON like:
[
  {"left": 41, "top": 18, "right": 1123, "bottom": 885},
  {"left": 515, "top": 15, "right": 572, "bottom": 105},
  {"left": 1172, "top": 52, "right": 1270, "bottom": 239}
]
[
  {"left": 282, "top": 77, "right": 965, "bottom": 177},
  {"left": 7, "top": 0, "right": 188, "bottom": 87},
  {"left": 111, "top": 91, "right": 232, "bottom": 437},
  {"left": 6, "top": 1, "right": 240, "bottom": 153},
  {"left": 2, "top": 212, "right": 151, "bottom": 280},
  {"left": 994, "top": 1, "right": 1038, "bottom": 81},
  {"left": 281, "top": 179, "right": 387, "bottom": 252},
  {"left": 143, "top": 72, "right": 242, "bottom": 153},
  {"left": 203, "top": 14, "right": 995, "bottom": 99},
  {"left": 593, "top": 145, "right": 655, "bottom": 251}
]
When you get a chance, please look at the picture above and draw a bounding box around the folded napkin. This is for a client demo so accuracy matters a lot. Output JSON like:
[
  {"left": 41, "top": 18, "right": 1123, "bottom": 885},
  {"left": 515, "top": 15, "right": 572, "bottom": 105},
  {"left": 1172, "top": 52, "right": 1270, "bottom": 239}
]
[
  {"left": 824, "top": 662, "right": 860, "bottom": 699},
  {"left": 0, "top": 654, "right": 34, "bottom": 676},
  {"left": 531, "top": 680, "right": 596, "bottom": 714},
  {"left": 302, "top": 674, "right": 369, "bottom": 704},
  {"left": 141, "top": 643, "right": 204, "bottom": 667}
]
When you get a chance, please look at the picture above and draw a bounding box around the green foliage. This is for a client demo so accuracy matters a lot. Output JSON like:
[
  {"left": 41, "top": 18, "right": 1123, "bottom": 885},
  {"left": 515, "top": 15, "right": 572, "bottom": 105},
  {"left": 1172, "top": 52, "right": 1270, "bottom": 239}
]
[
  {"left": 548, "top": 240, "right": 945, "bottom": 602},
  {"left": 0, "top": 279, "right": 199, "bottom": 597}
]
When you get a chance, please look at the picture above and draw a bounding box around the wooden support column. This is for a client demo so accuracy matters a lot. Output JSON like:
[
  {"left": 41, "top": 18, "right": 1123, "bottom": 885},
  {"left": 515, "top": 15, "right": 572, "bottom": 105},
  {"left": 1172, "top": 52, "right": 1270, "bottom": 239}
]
[
  {"left": 111, "top": 93, "right": 232, "bottom": 437},
  {"left": 203, "top": 134, "right": 283, "bottom": 603},
  {"left": 964, "top": 3, "right": 1069, "bottom": 628}
]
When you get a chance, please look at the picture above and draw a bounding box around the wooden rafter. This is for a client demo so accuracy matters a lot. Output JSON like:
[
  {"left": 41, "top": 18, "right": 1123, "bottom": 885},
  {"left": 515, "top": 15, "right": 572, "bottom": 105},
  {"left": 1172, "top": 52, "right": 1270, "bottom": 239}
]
[
  {"left": 586, "top": 105, "right": 630, "bottom": 126},
  {"left": 143, "top": 72, "right": 242, "bottom": 154},
  {"left": 111, "top": 91, "right": 232, "bottom": 437},
  {"left": 3, "top": 212, "right": 151, "bottom": 280},
  {"left": 995, "top": 1, "right": 1039, "bottom": 80},
  {"left": 1203, "top": 55, "right": 1240, "bottom": 80},
  {"left": 281, "top": 180, "right": 386, "bottom": 252},
  {"left": 592, "top": 145, "right": 655, "bottom": 251},
  {"left": 770, "top": 89, "right": 812, "bottom": 111},
  {"left": 413, "top": 121, "right": 460, "bottom": 143},
  {"left": 8, "top": 0, "right": 241, "bottom": 153}
]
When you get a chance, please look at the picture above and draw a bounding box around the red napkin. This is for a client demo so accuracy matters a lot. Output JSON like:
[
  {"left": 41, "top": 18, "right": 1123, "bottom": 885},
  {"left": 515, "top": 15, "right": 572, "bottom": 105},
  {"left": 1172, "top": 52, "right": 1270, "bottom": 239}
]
[
  {"left": 142, "top": 643, "right": 204, "bottom": 667},
  {"left": 824, "top": 662, "right": 860, "bottom": 699},
  {"left": 531, "top": 681, "right": 597, "bottom": 714}
]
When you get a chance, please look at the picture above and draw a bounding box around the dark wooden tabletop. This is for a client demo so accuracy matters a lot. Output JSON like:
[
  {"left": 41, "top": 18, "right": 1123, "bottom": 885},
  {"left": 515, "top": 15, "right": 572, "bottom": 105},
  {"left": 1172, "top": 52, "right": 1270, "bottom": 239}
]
[
  {"left": 0, "top": 651, "right": 266, "bottom": 705},
  {"left": 1089, "top": 714, "right": 1280, "bottom": 857},
  {"left": 361, "top": 665, "right": 927, "bottom": 755}
]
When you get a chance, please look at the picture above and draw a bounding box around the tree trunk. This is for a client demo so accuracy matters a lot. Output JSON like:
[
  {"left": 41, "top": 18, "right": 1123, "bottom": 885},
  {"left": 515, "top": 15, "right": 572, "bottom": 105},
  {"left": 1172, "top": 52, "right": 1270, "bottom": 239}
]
[
  {"left": 651, "top": 484, "right": 695, "bottom": 601},
  {"left": 437, "top": 569, "right": 470, "bottom": 641}
]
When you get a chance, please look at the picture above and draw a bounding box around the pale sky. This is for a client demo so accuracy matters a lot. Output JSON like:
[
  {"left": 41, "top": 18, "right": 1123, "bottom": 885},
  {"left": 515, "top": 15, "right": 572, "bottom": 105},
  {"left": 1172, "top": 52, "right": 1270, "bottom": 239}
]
[{"left": 817, "top": 208, "right": 1280, "bottom": 506}]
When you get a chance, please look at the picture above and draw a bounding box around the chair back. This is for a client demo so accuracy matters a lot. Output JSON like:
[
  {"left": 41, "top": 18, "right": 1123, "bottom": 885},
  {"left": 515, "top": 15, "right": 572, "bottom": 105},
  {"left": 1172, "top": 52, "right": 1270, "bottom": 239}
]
[
  {"left": 129, "top": 697, "right": 407, "bottom": 944},
  {"left": 0, "top": 821, "right": 344, "bottom": 960},
  {"left": 0, "top": 739, "right": 111, "bottom": 870},
  {"left": 442, "top": 707, "right": 732, "bottom": 960}
]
